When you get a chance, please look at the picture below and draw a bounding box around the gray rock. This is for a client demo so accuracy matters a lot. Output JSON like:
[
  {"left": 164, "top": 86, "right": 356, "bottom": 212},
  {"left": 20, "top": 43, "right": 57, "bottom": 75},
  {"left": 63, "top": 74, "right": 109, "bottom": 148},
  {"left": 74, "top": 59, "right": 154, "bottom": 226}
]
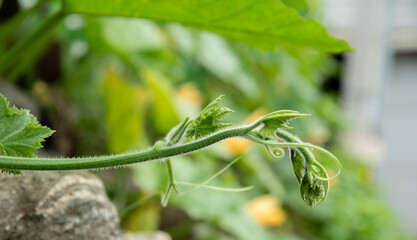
[{"left": 0, "top": 172, "right": 122, "bottom": 240}]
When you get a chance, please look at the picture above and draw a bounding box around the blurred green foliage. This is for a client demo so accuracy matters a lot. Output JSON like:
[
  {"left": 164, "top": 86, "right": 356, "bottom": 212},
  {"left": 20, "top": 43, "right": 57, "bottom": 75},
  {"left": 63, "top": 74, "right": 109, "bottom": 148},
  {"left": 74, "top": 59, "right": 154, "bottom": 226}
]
[
  {"left": 63, "top": 0, "right": 351, "bottom": 52},
  {"left": 0, "top": 0, "right": 411, "bottom": 239}
]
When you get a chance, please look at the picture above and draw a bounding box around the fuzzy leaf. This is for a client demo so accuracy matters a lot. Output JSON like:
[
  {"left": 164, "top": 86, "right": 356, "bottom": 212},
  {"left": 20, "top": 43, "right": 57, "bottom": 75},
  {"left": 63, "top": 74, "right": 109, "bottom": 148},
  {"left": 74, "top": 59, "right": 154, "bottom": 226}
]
[
  {"left": 186, "top": 95, "right": 233, "bottom": 139},
  {"left": 300, "top": 162, "right": 329, "bottom": 207},
  {"left": 291, "top": 149, "right": 330, "bottom": 207},
  {"left": 63, "top": 0, "right": 351, "bottom": 53},
  {"left": 259, "top": 110, "right": 308, "bottom": 138},
  {"left": 0, "top": 94, "right": 54, "bottom": 174},
  {"left": 290, "top": 149, "right": 306, "bottom": 184},
  {"left": 276, "top": 129, "right": 330, "bottom": 207},
  {"left": 164, "top": 117, "right": 192, "bottom": 146}
]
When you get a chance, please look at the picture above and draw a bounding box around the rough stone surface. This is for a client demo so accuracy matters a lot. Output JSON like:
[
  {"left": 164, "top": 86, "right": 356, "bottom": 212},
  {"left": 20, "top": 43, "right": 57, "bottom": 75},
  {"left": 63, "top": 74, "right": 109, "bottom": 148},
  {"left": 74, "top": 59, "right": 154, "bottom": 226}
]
[{"left": 0, "top": 172, "right": 122, "bottom": 240}]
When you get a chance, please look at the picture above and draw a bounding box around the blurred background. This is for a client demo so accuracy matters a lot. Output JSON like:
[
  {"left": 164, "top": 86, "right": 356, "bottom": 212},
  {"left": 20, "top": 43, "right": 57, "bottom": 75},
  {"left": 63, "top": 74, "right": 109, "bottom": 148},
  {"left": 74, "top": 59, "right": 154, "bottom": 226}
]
[
  {"left": 322, "top": 0, "right": 417, "bottom": 236},
  {"left": 0, "top": 0, "right": 416, "bottom": 239}
]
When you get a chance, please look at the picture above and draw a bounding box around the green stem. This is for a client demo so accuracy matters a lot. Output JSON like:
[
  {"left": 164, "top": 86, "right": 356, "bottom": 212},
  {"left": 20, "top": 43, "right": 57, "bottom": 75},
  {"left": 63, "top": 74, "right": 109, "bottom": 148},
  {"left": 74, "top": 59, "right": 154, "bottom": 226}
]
[
  {"left": 178, "top": 156, "right": 242, "bottom": 195},
  {"left": 0, "top": 123, "right": 260, "bottom": 171},
  {"left": 166, "top": 160, "right": 177, "bottom": 192},
  {"left": 161, "top": 159, "right": 178, "bottom": 207},
  {"left": 161, "top": 184, "right": 173, "bottom": 207},
  {"left": 0, "top": 10, "right": 65, "bottom": 74},
  {"left": 176, "top": 182, "right": 253, "bottom": 192}
]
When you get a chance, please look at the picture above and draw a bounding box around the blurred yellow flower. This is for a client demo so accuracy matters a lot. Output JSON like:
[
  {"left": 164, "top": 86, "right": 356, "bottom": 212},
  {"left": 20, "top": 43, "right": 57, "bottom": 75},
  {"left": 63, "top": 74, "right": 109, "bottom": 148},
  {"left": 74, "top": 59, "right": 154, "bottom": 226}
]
[
  {"left": 223, "top": 108, "right": 268, "bottom": 155},
  {"left": 246, "top": 195, "right": 287, "bottom": 227},
  {"left": 247, "top": 108, "right": 268, "bottom": 123},
  {"left": 223, "top": 138, "right": 252, "bottom": 155},
  {"left": 176, "top": 83, "right": 204, "bottom": 107}
]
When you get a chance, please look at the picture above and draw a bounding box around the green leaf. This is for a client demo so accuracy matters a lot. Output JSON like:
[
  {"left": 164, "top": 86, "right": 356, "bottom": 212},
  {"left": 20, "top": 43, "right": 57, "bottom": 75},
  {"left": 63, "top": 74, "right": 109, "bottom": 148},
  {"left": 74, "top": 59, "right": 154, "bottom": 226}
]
[
  {"left": 186, "top": 95, "right": 233, "bottom": 139},
  {"left": 275, "top": 129, "right": 331, "bottom": 207},
  {"left": 102, "top": 69, "right": 148, "bottom": 153},
  {"left": 259, "top": 110, "right": 309, "bottom": 138},
  {"left": 0, "top": 94, "right": 54, "bottom": 174},
  {"left": 281, "top": 0, "right": 310, "bottom": 16},
  {"left": 300, "top": 161, "right": 329, "bottom": 208},
  {"left": 63, "top": 0, "right": 351, "bottom": 53},
  {"left": 291, "top": 147, "right": 329, "bottom": 208},
  {"left": 291, "top": 147, "right": 330, "bottom": 207},
  {"left": 290, "top": 149, "right": 306, "bottom": 184},
  {"left": 142, "top": 68, "right": 179, "bottom": 135},
  {"left": 164, "top": 117, "right": 192, "bottom": 146}
]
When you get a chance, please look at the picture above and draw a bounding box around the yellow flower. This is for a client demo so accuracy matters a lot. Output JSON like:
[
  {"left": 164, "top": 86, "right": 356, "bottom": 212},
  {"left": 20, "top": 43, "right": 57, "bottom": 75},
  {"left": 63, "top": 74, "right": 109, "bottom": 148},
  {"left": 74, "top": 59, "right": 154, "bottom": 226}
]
[
  {"left": 223, "top": 138, "right": 252, "bottom": 155},
  {"left": 222, "top": 108, "right": 268, "bottom": 155},
  {"left": 247, "top": 108, "right": 268, "bottom": 123},
  {"left": 246, "top": 195, "right": 287, "bottom": 227},
  {"left": 176, "top": 83, "right": 204, "bottom": 107}
]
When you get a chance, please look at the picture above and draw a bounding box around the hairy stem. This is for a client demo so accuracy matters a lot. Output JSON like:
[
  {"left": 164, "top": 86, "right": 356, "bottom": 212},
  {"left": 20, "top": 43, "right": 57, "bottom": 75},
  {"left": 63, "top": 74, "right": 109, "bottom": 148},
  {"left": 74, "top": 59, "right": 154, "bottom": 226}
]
[{"left": 0, "top": 123, "right": 260, "bottom": 171}]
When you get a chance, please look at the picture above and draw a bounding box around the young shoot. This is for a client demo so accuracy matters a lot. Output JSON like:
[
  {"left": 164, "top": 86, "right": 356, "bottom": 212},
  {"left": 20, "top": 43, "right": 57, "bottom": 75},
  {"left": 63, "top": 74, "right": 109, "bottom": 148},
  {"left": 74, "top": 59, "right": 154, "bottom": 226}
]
[{"left": 0, "top": 94, "right": 341, "bottom": 207}]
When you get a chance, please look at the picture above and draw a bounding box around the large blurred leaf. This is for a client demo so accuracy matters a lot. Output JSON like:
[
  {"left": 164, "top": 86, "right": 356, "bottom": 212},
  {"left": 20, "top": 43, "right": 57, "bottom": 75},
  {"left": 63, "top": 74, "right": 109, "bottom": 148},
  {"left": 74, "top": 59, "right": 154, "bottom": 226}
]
[
  {"left": 102, "top": 69, "right": 148, "bottom": 153},
  {"left": 63, "top": 0, "right": 351, "bottom": 53},
  {"left": 123, "top": 198, "right": 161, "bottom": 232},
  {"left": 142, "top": 68, "right": 179, "bottom": 134},
  {"left": 196, "top": 32, "right": 259, "bottom": 96},
  {"left": 101, "top": 18, "right": 165, "bottom": 52}
]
